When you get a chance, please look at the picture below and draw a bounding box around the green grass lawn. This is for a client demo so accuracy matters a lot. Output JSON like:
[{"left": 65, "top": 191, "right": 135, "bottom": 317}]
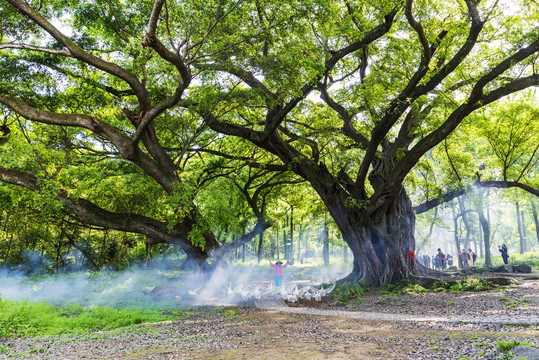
[
  {"left": 474, "top": 251, "right": 539, "bottom": 269},
  {"left": 0, "top": 298, "right": 179, "bottom": 338}
]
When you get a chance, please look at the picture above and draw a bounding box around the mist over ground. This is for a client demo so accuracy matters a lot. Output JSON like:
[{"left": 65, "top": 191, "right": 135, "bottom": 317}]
[{"left": 0, "top": 257, "right": 352, "bottom": 308}]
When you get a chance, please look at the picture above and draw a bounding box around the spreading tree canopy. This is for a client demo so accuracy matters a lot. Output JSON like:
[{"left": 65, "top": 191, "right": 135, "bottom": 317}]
[{"left": 0, "top": 0, "right": 538, "bottom": 285}]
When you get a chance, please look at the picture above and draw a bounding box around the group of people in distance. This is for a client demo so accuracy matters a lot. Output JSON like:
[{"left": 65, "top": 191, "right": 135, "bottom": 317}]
[
  {"left": 418, "top": 248, "right": 477, "bottom": 270},
  {"left": 418, "top": 244, "right": 510, "bottom": 270}
]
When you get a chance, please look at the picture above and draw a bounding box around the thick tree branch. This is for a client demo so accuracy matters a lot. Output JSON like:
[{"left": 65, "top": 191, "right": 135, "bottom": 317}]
[
  {"left": 0, "top": 43, "right": 72, "bottom": 56},
  {"left": 394, "top": 35, "right": 539, "bottom": 186},
  {"left": 318, "top": 83, "right": 370, "bottom": 150},
  {"left": 0, "top": 94, "right": 178, "bottom": 191},
  {"left": 405, "top": 0, "right": 431, "bottom": 61},
  {"left": 185, "top": 147, "right": 289, "bottom": 172},
  {"left": 0, "top": 166, "right": 213, "bottom": 257},
  {"left": 141, "top": 0, "right": 190, "bottom": 86},
  {"left": 5, "top": 0, "right": 149, "bottom": 109},
  {"left": 202, "top": 63, "right": 278, "bottom": 102},
  {"left": 477, "top": 181, "right": 539, "bottom": 197},
  {"left": 259, "top": 6, "right": 400, "bottom": 143},
  {"left": 414, "top": 180, "right": 539, "bottom": 214}
]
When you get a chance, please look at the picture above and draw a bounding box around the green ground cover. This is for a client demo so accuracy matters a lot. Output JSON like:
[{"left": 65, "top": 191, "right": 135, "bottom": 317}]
[
  {"left": 0, "top": 298, "right": 179, "bottom": 338},
  {"left": 475, "top": 252, "right": 539, "bottom": 269}
]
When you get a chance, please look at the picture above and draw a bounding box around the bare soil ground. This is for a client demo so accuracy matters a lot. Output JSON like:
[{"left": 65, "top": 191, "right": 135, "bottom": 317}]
[{"left": 1, "top": 277, "right": 538, "bottom": 360}]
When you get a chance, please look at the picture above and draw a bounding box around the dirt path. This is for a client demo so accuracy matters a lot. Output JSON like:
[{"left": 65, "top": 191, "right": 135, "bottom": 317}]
[{"left": 257, "top": 302, "right": 539, "bottom": 325}]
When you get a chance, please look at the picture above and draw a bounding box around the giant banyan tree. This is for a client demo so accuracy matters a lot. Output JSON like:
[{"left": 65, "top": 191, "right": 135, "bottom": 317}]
[{"left": 0, "top": 0, "right": 538, "bottom": 285}]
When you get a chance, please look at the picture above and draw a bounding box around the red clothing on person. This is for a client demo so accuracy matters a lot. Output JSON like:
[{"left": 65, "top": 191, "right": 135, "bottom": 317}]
[{"left": 270, "top": 262, "right": 287, "bottom": 276}]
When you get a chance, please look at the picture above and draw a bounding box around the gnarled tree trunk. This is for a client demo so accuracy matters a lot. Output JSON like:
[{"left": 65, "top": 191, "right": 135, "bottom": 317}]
[{"left": 335, "top": 188, "right": 426, "bottom": 286}]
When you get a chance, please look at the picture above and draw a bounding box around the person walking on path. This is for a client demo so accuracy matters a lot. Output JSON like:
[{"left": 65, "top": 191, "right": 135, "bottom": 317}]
[
  {"left": 270, "top": 260, "right": 288, "bottom": 287},
  {"left": 499, "top": 244, "right": 509, "bottom": 264}
]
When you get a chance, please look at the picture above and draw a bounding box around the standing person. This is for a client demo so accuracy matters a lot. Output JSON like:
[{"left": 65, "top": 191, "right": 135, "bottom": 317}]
[
  {"left": 457, "top": 250, "right": 463, "bottom": 268},
  {"left": 462, "top": 249, "right": 469, "bottom": 267},
  {"left": 447, "top": 254, "right": 453, "bottom": 267},
  {"left": 269, "top": 260, "right": 288, "bottom": 287},
  {"left": 498, "top": 244, "right": 509, "bottom": 264},
  {"left": 437, "top": 248, "right": 446, "bottom": 270},
  {"left": 468, "top": 249, "right": 476, "bottom": 266}
]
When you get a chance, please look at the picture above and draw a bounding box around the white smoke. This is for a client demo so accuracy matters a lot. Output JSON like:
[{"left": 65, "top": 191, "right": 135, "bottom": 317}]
[{"left": 0, "top": 258, "right": 352, "bottom": 307}]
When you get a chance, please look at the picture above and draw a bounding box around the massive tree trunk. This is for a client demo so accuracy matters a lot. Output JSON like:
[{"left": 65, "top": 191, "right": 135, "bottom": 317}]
[
  {"left": 302, "top": 157, "right": 435, "bottom": 287},
  {"left": 327, "top": 186, "right": 424, "bottom": 286}
]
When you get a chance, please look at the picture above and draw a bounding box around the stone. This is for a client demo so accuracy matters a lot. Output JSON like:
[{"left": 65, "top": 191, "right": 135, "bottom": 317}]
[
  {"left": 492, "top": 265, "right": 508, "bottom": 273},
  {"left": 408, "top": 274, "right": 439, "bottom": 288},
  {"left": 511, "top": 345, "right": 539, "bottom": 360},
  {"left": 504, "top": 264, "right": 514, "bottom": 273},
  {"left": 513, "top": 263, "right": 532, "bottom": 273}
]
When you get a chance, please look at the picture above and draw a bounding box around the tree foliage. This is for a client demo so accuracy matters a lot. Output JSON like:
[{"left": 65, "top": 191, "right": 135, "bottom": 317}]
[{"left": 0, "top": 0, "right": 538, "bottom": 284}]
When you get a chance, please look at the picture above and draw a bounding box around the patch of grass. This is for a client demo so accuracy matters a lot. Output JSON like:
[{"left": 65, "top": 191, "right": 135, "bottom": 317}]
[
  {"left": 474, "top": 342, "right": 488, "bottom": 347},
  {"left": 448, "top": 301, "right": 455, "bottom": 306},
  {"left": 0, "top": 296, "right": 178, "bottom": 338},
  {"left": 0, "top": 344, "right": 14, "bottom": 355},
  {"left": 224, "top": 309, "right": 241, "bottom": 317},
  {"left": 499, "top": 296, "right": 510, "bottom": 301},
  {"left": 496, "top": 339, "right": 532, "bottom": 351},
  {"left": 505, "top": 301, "right": 520, "bottom": 308}
]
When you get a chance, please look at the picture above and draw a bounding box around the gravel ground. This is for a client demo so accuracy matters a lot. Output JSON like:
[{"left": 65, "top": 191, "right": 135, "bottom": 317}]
[{"left": 0, "top": 277, "right": 538, "bottom": 360}]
